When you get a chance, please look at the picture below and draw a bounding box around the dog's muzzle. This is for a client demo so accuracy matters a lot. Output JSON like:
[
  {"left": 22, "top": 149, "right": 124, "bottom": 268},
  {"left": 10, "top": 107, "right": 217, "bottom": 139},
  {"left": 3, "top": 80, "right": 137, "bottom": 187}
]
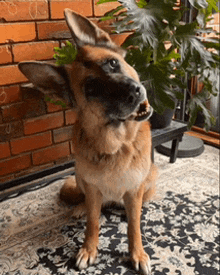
[
  {"left": 131, "top": 100, "right": 154, "bottom": 122},
  {"left": 124, "top": 83, "right": 153, "bottom": 122},
  {"left": 117, "top": 82, "right": 153, "bottom": 122}
]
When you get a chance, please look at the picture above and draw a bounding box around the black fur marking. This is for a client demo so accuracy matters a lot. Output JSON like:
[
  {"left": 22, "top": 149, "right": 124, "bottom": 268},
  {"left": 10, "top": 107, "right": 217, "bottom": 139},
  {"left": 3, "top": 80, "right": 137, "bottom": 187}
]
[{"left": 84, "top": 75, "right": 145, "bottom": 122}]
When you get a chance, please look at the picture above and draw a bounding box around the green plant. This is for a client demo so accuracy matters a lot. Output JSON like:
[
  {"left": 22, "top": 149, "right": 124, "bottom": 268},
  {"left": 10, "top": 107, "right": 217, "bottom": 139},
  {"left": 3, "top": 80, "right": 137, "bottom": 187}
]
[
  {"left": 97, "top": 0, "right": 220, "bottom": 130},
  {"left": 54, "top": 40, "right": 78, "bottom": 65}
]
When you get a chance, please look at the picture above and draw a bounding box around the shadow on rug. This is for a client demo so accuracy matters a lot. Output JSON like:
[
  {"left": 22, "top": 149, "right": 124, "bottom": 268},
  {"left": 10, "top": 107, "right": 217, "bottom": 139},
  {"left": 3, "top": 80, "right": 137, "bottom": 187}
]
[{"left": 0, "top": 145, "right": 219, "bottom": 275}]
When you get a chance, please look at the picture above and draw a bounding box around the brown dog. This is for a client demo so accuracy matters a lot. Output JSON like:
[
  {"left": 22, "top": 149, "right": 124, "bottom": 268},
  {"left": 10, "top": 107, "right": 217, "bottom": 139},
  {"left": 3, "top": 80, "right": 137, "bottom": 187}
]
[{"left": 18, "top": 9, "right": 157, "bottom": 275}]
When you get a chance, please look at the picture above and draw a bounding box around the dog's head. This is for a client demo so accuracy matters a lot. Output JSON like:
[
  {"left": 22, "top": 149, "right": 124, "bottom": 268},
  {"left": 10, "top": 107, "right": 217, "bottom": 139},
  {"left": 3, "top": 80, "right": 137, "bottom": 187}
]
[{"left": 19, "top": 9, "right": 153, "bottom": 125}]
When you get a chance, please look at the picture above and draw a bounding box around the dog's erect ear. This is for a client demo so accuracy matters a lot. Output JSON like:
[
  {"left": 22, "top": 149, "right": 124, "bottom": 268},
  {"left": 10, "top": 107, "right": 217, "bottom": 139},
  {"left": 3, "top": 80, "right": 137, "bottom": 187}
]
[
  {"left": 18, "top": 61, "right": 75, "bottom": 107},
  {"left": 64, "top": 9, "right": 116, "bottom": 49}
]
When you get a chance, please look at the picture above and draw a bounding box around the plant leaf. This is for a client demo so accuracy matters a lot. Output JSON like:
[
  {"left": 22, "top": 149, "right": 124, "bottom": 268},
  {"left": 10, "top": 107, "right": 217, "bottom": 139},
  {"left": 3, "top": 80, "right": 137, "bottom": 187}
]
[
  {"left": 96, "top": 0, "right": 117, "bottom": 4},
  {"left": 188, "top": 0, "right": 208, "bottom": 9},
  {"left": 53, "top": 41, "right": 77, "bottom": 65},
  {"left": 186, "top": 91, "right": 216, "bottom": 130},
  {"left": 99, "top": 5, "right": 124, "bottom": 21},
  {"left": 207, "top": 0, "right": 220, "bottom": 12},
  {"left": 137, "top": 0, "right": 147, "bottom": 8}
]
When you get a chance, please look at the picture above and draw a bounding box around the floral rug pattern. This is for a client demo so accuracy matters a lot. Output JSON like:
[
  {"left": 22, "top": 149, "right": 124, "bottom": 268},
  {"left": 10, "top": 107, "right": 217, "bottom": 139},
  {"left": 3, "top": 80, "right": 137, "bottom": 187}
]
[{"left": 0, "top": 145, "right": 219, "bottom": 275}]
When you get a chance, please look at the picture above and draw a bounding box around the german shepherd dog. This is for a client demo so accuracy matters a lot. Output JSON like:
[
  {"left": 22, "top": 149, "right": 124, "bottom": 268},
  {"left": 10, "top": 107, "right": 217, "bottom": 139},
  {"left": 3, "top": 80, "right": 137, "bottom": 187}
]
[{"left": 19, "top": 9, "right": 157, "bottom": 275}]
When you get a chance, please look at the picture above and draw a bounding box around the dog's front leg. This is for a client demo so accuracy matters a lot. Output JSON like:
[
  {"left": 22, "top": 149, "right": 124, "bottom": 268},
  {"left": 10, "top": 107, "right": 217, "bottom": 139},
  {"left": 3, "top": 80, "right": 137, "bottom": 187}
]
[
  {"left": 76, "top": 182, "right": 103, "bottom": 270},
  {"left": 123, "top": 185, "right": 151, "bottom": 275}
]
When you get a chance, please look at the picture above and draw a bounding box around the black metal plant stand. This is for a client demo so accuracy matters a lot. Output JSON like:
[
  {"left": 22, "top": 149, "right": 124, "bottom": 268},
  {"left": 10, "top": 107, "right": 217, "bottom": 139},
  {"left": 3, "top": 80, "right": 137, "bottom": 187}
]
[{"left": 151, "top": 120, "right": 188, "bottom": 163}]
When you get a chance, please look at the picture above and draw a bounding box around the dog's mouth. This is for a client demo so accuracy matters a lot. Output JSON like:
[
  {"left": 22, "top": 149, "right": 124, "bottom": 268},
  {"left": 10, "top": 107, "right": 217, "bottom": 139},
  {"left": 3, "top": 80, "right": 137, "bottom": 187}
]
[
  {"left": 133, "top": 100, "right": 153, "bottom": 122},
  {"left": 118, "top": 100, "right": 153, "bottom": 122}
]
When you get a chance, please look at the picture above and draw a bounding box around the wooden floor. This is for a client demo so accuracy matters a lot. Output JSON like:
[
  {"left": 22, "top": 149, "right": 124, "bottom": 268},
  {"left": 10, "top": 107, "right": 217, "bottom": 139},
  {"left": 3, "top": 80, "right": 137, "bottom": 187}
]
[{"left": 186, "top": 126, "right": 220, "bottom": 148}]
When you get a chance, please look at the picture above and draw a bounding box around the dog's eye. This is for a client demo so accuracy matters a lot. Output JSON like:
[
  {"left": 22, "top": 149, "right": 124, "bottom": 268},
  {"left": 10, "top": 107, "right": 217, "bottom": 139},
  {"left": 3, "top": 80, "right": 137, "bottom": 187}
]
[
  {"left": 109, "top": 59, "right": 118, "bottom": 69},
  {"left": 101, "top": 59, "right": 119, "bottom": 73}
]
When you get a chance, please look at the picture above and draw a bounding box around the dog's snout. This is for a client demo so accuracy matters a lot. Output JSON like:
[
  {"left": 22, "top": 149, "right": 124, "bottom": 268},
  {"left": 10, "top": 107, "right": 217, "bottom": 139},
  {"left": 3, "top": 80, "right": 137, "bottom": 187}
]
[
  {"left": 135, "top": 86, "right": 141, "bottom": 96},
  {"left": 127, "top": 94, "right": 135, "bottom": 104},
  {"left": 126, "top": 84, "right": 144, "bottom": 105}
]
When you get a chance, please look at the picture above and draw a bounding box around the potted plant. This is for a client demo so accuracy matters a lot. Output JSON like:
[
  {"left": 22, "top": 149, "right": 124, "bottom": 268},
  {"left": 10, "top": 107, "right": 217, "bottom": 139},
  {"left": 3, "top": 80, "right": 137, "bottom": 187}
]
[{"left": 97, "top": 0, "right": 220, "bottom": 130}]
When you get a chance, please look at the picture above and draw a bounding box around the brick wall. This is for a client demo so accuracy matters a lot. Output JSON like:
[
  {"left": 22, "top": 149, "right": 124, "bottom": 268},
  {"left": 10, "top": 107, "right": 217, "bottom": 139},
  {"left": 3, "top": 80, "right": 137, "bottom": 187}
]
[{"left": 0, "top": 0, "right": 131, "bottom": 183}]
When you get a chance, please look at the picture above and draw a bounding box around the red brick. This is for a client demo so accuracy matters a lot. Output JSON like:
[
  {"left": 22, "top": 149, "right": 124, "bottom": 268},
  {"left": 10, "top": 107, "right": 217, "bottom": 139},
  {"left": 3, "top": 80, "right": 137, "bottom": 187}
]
[
  {"left": 1, "top": 99, "right": 46, "bottom": 122},
  {"left": 0, "top": 174, "right": 14, "bottom": 183},
  {"left": 110, "top": 33, "right": 132, "bottom": 46},
  {"left": 0, "top": 85, "right": 21, "bottom": 106},
  {"left": 0, "top": 121, "right": 24, "bottom": 142},
  {"left": 37, "top": 20, "right": 70, "bottom": 40},
  {"left": 1, "top": 102, "right": 24, "bottom": 121},
  {"left": 1, "top": 102, "right": 26, "bottom": 122},
  {"left": 0, "top": 142, "right": 10, "bottom": 159},
  {"left": 15, "top": 162, "right": 54, "bottom": 178},
  {"left": 50, "top": 0, "right": 92, "bottom": 19},
  {"left": 96, "top": 19, "right": 115, "bottom": 33},
  {"left": 0, "top": 1, "right": 49, "bottom": 22},
  {"left": 0, "top": 45, "right": 12, "bottom": 65},
  {"left": 45, "top": 94, "right": 65, "bottom": 113},
  {"left": 24, "top": 112, "right": 64, "bottom": 135},
  {"left": 46, "top": 101, "right": 63, "bottom": 113},
  {"left": 0, "top": 22, "right": 36, "bottom": 44},
  {"left": 53, "top": 125, "right": 74, "bottom": 143},
  {"left": 94, "top": 0, "right": 119, "bottom": 17},
  {"left": 55, "top": 154, "right": 73, "bottom": 165},
  {"left": 13, "top": 41, "right": 59, "bottom": 63},
  {"left": 11, "top": 131, "right": 52, "bottom": 155},
  {"left": 0, "top": 153, "right": 31, "bottom": 176},
  {"left": 32, "top": 141, "right": 70, "bottom": 165},
  {"left": 65, "top": 109, "right": 77, "bottom": 125},
  {"left": 0, "top": 65, "right": 28, "bottom": 86}
]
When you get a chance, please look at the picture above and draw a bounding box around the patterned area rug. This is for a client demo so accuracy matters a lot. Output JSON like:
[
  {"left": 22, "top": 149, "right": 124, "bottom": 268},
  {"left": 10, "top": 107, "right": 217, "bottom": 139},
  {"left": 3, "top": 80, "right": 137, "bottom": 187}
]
[{"left": 0, "top": 145, "right": 219, "bottom": 275}]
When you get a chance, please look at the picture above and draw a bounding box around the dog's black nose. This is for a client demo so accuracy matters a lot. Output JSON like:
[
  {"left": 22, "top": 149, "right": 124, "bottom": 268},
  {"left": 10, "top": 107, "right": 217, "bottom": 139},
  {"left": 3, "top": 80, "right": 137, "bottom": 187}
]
[
  {"left": 135, "top": 86, "right": 141, "bottom": 96},
  {"left": 127, "top": 84, "right": 142, "bottom": 104}
]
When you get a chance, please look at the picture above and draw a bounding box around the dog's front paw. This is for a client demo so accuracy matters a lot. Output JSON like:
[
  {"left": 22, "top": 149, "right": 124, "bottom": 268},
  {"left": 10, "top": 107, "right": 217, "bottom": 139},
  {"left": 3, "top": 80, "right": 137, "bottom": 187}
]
[
  {"left": 76, "top": 246, "right": 98, "bottom": 270},
  {"left": 131, "top": 249, "right": 151, "bottom": 275}
]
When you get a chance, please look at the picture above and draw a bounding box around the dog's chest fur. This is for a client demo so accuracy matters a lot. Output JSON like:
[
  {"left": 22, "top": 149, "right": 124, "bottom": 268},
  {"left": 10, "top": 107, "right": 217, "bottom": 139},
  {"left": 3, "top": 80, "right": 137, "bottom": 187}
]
[
  {"left": 74, "top": 121, "right": 152, "bottom": 202},
  {"left": 77, "top": 163, "right": 148, "bottom": 202}
]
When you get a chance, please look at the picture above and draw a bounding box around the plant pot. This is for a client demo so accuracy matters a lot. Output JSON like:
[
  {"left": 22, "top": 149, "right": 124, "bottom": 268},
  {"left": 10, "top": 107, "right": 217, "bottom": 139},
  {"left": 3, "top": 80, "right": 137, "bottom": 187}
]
[{"left": 150, "top": 108, "right": 176, "bottom": 129}]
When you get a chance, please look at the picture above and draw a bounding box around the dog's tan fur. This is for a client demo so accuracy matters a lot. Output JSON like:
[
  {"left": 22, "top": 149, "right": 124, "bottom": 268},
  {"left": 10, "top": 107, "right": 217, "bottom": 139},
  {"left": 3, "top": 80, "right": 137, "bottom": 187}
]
[{"left": 18, "top": 9, "right": 157, "bottom": 275}]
